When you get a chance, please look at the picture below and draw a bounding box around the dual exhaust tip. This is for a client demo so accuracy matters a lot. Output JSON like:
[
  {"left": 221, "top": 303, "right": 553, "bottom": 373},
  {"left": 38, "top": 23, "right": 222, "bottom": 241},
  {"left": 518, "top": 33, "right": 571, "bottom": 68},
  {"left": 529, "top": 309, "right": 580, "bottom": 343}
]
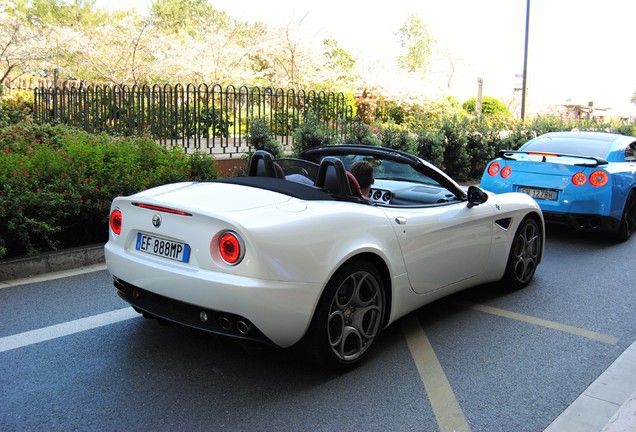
[
  {"left": 113, "top": 278, "right": 254, "bottom": 336},
  {"left": 575, "top": 216, "right": 601, "bottom": 230},
  {"left": 217, "top": 316, "right": 253, "bottom": 335}
]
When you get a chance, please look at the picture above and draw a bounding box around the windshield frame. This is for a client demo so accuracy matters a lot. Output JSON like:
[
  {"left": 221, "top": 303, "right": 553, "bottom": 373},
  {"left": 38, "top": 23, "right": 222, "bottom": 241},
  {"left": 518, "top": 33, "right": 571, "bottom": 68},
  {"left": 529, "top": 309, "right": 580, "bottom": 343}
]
[{"left": 301, "top": 145, "right": 467, "bottom": 201}]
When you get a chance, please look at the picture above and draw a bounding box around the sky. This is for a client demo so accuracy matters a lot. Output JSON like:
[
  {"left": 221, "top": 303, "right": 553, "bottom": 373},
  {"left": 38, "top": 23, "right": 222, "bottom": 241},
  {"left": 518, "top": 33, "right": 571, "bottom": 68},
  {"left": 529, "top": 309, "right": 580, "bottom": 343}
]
[{"left": 97, "top": 0, "right": 636, "bottom": 115}]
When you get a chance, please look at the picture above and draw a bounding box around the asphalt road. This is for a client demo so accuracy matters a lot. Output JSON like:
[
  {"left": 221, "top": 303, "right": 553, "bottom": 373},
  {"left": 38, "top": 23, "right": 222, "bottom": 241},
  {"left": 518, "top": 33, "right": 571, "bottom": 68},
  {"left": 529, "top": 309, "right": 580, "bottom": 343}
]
[{"left": 1, "top": 226, "right": 635, "bottom": 431}]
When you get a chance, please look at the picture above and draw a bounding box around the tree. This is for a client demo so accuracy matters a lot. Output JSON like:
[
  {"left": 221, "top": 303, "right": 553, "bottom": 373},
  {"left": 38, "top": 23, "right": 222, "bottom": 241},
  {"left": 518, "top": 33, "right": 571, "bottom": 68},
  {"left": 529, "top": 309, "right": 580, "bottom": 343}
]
[
  {"left": 0, "top": 0, "right": 57, "bottom": 90},
  {"left": 321, "top": 37, "right": 357, "bottom": 91},
  {"left": 72, "top": 15, "right": 166, "bottom": 85},
  {"left": 181, "top": 12, "right": 267, "bottom": 84},
  {"left": 396, "top": 13, "right": 434, "bottom": 76},
  {"left": 151, "top": 0, "right": 232, "bottom": 36},
  {"left": 30, "top": 0, "right": 108, "bottom": 28},
  {"left": 252, "top": 18, "right": 324, "bottom": 91}
]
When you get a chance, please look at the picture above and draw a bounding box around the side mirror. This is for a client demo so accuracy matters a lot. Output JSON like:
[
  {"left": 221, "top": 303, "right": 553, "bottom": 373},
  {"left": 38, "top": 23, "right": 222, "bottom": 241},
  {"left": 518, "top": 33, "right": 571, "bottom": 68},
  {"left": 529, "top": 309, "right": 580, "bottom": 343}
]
[{"left": 467, "top": 185, "right": 488, "bottom": 208}]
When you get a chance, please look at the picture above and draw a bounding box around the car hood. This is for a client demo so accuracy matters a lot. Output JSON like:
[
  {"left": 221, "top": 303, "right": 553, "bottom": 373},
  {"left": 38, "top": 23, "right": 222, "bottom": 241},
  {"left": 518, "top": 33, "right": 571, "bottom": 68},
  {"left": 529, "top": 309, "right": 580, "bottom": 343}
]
[{"left": 129, "top": 181, "right": 293, "bottom": 212}]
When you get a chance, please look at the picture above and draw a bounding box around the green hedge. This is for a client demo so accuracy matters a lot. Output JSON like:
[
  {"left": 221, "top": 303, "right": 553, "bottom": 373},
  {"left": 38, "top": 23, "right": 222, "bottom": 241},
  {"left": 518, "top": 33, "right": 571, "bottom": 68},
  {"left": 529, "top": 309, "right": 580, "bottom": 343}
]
[
  {"left": 2, "top": 103, "right": 634, "bottom": 259},
  {"left": 0, "top": 122, "right": 219, "bottom": 258}
]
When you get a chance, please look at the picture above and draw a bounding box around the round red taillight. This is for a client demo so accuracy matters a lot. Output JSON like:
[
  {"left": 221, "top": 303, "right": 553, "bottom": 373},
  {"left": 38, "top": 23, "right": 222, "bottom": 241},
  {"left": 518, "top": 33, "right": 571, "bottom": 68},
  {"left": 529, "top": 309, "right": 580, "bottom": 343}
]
[
  {"left": 487, "top": 162, "right": 500, "bottom": 176},
  {"left": 501, "top": 166, "right": 512, "bottom": 178},
  {"left": 572, "top": 172, "right": 587, "bottom": 186},
  {"left": 589, "top": 170, "right": 608, "bottom": 187},
  {"left": 218, "top": 232, "right": 242, "bottom": 265},
  {"left": 109, "top": 209, "right": 122, "bottom": 235}
]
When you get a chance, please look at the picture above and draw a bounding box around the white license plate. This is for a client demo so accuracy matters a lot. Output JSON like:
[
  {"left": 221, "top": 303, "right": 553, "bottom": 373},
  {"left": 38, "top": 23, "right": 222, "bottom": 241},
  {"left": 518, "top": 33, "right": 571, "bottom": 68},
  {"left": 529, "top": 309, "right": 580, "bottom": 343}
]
[
  {"left": 136, "top": 233, "right": 191, "bottom": 262},
  {"left": 518, "top": 187, "right": 558, "bottom": 201}
]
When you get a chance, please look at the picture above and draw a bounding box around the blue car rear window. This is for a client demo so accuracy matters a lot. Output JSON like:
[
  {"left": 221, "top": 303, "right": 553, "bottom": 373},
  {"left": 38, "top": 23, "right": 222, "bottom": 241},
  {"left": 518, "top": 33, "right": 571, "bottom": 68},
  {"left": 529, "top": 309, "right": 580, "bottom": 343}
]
[{"left": 523, "top": 138, "right": 611, "bottom": 158}]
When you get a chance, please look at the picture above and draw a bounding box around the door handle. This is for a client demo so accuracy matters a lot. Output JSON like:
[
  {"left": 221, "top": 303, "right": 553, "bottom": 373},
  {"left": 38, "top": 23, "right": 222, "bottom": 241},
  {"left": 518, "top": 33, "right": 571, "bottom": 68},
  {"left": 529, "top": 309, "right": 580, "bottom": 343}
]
[{"left": 395, "top": 216, "right": 407, "bottom": 225}]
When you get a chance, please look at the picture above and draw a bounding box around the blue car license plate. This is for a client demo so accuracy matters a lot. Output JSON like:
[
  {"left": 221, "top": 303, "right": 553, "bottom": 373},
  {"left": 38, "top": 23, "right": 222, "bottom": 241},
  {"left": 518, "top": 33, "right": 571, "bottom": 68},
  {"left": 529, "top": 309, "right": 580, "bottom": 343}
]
[
  {"left": 136, "top": 233, "right": 191, "bottom": 262},
  {"left": 518, "top": 186, "right": 558, "bottom": 201}
]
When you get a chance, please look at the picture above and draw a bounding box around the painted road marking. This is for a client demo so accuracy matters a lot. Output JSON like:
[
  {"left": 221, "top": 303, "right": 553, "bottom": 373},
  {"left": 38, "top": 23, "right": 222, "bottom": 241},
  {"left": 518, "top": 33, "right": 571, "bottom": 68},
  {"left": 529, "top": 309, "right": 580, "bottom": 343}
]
[
  {"left": 402, "top": 314, "right": 472, "bottom": 432},
  {"left": 0, "top": 307, "right": 138, "bottom": 354},
  {"left": 0, "top": 281, "right": 619, "bottom": 432},
  {"left": 454, "top": 301, "right": 618, "bottom": 345}
]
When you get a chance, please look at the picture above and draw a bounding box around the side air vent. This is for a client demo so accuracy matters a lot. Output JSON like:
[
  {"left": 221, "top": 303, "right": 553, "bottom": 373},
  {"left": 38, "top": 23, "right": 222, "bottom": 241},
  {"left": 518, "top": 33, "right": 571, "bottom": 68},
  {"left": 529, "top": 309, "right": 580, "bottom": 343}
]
[{"left": 495, "top": 218, "right": 512, "bottom": 230}]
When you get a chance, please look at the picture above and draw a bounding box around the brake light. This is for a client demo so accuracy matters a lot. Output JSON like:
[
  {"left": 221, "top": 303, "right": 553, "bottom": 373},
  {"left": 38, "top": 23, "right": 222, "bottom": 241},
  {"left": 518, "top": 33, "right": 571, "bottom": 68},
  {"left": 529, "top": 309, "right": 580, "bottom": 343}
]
[
  {"left": 110, "top": 209, "right": 122, "bottom": 235},
  {"left": 218, "top": 232, "right": 243, "bottom": 265},
  {"left": 589, "top": 170, "right": 608, "bottom": 187},
  {"left": 528, "top": 152, "right": 558, "bottom": 158},
  {"left": 572, "top": 172, "right": 587, "bottom": 186},
  {"left": 487, "top": 162, "right": 500, "bottom": 176},
  {"left": 132, "top": 202, "right": 192, "bottom": 216},
  {"left": 501, "top": 166, "right": 512, "bottom": 178}
]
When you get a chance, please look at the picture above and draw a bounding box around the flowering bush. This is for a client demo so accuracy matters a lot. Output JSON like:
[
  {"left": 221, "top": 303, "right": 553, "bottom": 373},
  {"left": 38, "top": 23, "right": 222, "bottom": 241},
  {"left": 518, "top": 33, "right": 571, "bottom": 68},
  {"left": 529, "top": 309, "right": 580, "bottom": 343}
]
[
  {"left": 0, "top": 122, "right": 218, "bottom": 258},
  {"left": 0, "top": 90, "right": 34, "bottom": 126}
]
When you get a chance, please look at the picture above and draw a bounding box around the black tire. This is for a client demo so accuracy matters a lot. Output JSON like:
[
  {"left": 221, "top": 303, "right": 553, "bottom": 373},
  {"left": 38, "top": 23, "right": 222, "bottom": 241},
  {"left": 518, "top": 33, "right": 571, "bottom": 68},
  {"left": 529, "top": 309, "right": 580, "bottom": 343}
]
[
  {"left": 617, "top": 190, "right": 636, "bottom": 241},
  {"left": 501, "top": 217, "right": 542, "bottom": 290},
  {"left": 303, "top": 261, "right": 385, "bottom": 371}
]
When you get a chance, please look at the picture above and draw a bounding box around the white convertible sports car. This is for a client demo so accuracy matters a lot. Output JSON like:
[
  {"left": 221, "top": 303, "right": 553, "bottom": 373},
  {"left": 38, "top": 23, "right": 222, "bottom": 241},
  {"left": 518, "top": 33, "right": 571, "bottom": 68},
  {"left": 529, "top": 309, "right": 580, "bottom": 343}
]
[{"left": 105, "top": 145, "right": 544, "bottom": 369}]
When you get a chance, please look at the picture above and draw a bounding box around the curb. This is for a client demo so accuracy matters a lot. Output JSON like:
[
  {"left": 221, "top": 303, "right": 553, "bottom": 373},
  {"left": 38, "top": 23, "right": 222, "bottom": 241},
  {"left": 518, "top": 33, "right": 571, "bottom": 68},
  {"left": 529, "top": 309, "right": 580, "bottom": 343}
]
[
  {"left": 0, "top": 244, "right": 105, "bottom": 282},
  {"left": 603, "top": 389, "right": 636, "bottom": 432}
]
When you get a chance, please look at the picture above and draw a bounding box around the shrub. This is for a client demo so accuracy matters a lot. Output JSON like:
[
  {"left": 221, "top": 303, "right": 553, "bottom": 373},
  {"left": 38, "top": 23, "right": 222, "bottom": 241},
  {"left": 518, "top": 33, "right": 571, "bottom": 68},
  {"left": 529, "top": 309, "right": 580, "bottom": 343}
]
[
  {"left": 440, "top": 117, "right": 470, "bottom": 181},
  {"left": 463, "top": 96, "right": 512, "bottom": 118},
  {"left": 0, "top": 90, "right": 34, "bottom": 126},
  {"left": 415, "top": 128, "right": 445, "bottom": 168},
  {"left": 246, "top": 117, "right": 283, "bottom": 157},
  {"left": 292, "top": 113, "right": 335, "bottom": 156},
  {"left": 378, "top": 121, "right": 415, "bottom": 153},
  {"left": 0, "top": 122, "right": 218, "bottom": 258},
  {"left": 465, "top": 118, "right": 497, "bottom": 179},
  {"left": 342, "top": 120, "right": 380, "bottom": 146}
]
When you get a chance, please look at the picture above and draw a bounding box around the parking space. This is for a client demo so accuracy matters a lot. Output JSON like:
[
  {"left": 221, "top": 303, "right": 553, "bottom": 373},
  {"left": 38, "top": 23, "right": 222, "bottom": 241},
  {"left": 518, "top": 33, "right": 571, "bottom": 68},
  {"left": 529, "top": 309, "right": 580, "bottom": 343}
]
[{"left": 1, "top": 228, "right": 635, "bottom": 431}]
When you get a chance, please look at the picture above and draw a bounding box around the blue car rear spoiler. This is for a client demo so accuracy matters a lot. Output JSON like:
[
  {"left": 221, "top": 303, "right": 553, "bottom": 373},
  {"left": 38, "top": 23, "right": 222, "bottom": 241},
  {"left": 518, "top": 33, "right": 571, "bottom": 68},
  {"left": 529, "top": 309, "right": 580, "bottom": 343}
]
[{"left": 497, "top": 150, "right": 608, "bottom": 167}]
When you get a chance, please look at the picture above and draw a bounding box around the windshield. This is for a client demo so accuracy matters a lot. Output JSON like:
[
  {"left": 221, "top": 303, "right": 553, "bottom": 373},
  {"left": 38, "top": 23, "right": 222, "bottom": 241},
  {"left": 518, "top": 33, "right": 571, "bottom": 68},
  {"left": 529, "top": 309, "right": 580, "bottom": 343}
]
[{"left": 332, "top": 155, "right": 442, "bottom": 186}]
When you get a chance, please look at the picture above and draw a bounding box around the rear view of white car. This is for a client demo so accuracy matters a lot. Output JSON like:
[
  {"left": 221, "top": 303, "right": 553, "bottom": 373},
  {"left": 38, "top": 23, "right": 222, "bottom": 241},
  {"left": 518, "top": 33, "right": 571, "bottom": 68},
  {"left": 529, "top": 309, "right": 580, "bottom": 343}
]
[{"left": 105, "top": 145, "right": 544, "bottom": 369}]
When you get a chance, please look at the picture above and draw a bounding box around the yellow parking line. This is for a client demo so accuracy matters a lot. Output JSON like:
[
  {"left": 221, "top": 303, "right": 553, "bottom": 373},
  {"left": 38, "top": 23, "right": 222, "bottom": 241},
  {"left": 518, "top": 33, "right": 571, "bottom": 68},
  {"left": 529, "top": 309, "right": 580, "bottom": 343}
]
[
  {"left": 455, "top": 301, "right": 618, "bottom": 345},
  {"left": 401, "top": 315, "right": 472, "bottom": 432}
]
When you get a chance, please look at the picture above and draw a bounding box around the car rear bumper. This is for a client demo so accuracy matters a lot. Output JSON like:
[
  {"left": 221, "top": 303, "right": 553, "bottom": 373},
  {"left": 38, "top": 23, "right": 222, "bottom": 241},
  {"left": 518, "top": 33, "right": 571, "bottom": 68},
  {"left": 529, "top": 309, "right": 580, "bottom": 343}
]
[
  {"left": 543, "top": 211, "right": 621, "bottom": 233},
  {"left": 113, "top": 277, "right": 277, "bottom": 346},
  {"left": 105, "top": 242, "right": 323, "bottom": 348}
]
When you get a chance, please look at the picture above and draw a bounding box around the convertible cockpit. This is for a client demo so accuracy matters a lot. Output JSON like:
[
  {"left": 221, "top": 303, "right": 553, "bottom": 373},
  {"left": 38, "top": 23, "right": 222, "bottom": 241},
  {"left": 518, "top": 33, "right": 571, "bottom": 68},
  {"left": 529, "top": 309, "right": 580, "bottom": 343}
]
[{"left": 247, "top": 146, "right": 467, "bottom": 206}]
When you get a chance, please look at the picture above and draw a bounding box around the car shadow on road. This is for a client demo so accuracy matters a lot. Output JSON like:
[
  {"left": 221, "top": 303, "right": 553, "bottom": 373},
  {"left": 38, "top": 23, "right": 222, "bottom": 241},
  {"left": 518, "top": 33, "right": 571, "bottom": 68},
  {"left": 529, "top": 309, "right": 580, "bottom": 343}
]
[
  {"left": 545, "top": 224, "right": 627, "bottom": 247},
  {"left": 117, "top": 313, "right": 409, "bottom": 385}
]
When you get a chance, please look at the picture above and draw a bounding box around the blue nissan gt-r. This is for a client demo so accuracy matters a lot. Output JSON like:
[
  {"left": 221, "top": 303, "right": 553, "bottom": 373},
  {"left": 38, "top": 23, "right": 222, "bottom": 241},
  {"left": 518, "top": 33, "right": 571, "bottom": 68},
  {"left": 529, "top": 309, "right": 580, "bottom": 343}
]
[{"left": 481, "top": 131, "right": 636, "bottom": 240}]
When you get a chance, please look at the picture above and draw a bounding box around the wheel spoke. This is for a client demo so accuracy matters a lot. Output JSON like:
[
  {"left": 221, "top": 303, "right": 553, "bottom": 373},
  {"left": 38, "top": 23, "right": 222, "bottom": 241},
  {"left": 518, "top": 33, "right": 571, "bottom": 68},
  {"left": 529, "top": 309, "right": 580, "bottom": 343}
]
[
  {"left": 327, "top": 310, "right": 345, "bottom": 346},
  {"left": 337, "top": 326, "right": 363, "bottom": 361},
  {"left": 352, "top": 305, "right": 382, "bottom": 339},
  {"left": 328, "top": 270, "right": 383, "bottom": 362}
]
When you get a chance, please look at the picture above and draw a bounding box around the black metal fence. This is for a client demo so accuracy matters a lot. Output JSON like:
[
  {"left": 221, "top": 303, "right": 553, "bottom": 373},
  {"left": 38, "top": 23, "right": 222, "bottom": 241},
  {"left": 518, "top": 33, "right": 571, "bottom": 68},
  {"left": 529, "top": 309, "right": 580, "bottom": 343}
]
[{"left": 33, "top": 84, "right": 355, "bottom": 158}]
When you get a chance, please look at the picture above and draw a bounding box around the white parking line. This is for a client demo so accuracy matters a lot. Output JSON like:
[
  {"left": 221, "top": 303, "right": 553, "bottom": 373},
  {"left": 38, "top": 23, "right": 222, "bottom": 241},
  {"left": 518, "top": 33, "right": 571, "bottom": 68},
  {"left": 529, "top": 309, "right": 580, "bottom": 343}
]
[
  {"left": 402, "top": 314, "right": 472, "bottom": 432},
  {"left": 0, "top": 307, "right": 139, "bottom": 354}
]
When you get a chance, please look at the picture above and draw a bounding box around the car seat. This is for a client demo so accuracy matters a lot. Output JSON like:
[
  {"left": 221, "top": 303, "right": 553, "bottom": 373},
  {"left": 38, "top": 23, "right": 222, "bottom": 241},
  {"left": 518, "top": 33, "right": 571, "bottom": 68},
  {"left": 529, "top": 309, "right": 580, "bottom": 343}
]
[
  {"left": 314, "top": 157, "right": 353, "bottom": 197},
  {"left": 248, "top": 150, "right": 285, "bottom": 178}
]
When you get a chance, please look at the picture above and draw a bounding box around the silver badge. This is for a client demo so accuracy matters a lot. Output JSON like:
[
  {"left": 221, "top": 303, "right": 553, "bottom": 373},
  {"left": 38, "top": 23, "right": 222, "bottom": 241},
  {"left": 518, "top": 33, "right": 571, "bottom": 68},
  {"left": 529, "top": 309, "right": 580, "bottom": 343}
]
[{"left": 152, "top": 214, "right": 162, "bottom": 228}]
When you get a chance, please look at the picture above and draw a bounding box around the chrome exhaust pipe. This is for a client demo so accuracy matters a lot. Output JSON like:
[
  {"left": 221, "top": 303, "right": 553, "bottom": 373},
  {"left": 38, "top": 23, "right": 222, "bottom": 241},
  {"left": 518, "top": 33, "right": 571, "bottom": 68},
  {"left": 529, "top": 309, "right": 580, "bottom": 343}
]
[
  {"left": 590, "top": 217, "right": 601, "bottom": 229},
  {"left": 113, "top": 279, "right": 125, "bottom": 291},
  {"left": 236, "top": 321, "right": 253, "bottom": 335},
  {"left": 218, "top": 316, "right": 232, "bottom": 331}
]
